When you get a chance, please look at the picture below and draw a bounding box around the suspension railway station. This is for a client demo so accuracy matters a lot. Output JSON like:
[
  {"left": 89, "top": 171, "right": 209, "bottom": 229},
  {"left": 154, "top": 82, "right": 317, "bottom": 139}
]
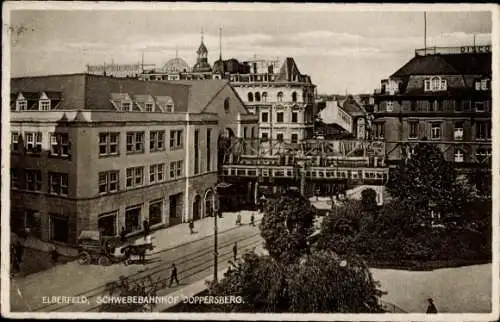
[{"left": 219, "top": 137, "right": 389, "bottom": 202}]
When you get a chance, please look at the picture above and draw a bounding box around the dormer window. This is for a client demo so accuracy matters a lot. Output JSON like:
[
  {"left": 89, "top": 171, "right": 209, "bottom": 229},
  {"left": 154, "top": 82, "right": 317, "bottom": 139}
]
[
  {"left": 17, "top": 100, "right": 27, "bottom": 111},
  {"left": 166, "top": 104, "right": 174, "bottom": 112},
  {"left": 476, "top": 79, "right": 490, "bottom": 91},
  {"left": 122, "top": 101, "right": 132, "bottom": 111},
  {"left": 39, "top": 99, "right": 51, "bottom": 111},
  {"left": 424, "top": 76, "right": 447, "bottom": 92},
  {"left": 145, "top": 103, "right": 154, "bottom": 112}
]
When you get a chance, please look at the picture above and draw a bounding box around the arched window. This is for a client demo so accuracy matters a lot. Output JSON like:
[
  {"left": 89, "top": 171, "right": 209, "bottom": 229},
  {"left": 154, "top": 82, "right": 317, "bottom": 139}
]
[
  {"left": 292, "top": 91, "right": 297, "bottom": 102},
  {"left": 277, "top": 91, "right": 283, "bottom": 102},
  {"left": 431, "top": 77, "right": 441, "bottom": 91},
  {"left": 248, "top": 92, "right": 254, "bottom": 102},
  {"left": 262, "top": 92, "right": 268, "bottom": 102},
  {"left": 224, "top": 98, "right": 230, "bottom": 113},
  {"left": 255, "top": 92, "right": 261, "bottom": 102}
]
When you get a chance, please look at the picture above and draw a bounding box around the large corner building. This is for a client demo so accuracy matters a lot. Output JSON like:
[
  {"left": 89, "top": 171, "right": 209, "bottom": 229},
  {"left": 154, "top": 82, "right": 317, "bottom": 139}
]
[
  {"left": 10, "top": 74, "right": 258, "bottom": 245},
  {"left": 373, "top": 46, "right": 492, "bottom": 169}
]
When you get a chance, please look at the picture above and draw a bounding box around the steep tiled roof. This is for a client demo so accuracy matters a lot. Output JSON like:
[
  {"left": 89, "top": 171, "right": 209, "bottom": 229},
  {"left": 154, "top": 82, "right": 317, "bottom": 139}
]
[
  {"left": 11, "top": 74, "right": 246, "bottom": 115},
  {"left": 173, "top": 79, "right": 228, "bottom": 113},
  {"left": 391, "top": 53, "right": 491, "bottom": 77},
  {"left": 276, "top": 57, "right": 301, "bottom": 82},
  {"left": 342, "top": 96, "right": 366, "bottom": 115}
]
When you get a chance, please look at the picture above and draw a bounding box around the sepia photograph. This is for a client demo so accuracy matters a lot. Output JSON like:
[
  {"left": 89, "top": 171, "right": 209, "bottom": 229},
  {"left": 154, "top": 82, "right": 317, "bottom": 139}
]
[{"left": 1, "top": 2, "right": 498, "bottom": 320}]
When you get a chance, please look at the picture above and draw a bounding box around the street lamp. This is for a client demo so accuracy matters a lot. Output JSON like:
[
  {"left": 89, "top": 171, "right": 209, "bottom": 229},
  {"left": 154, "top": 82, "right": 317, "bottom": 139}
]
[{"left": 212, "top": 181, "right": 232, "bottom": 284}]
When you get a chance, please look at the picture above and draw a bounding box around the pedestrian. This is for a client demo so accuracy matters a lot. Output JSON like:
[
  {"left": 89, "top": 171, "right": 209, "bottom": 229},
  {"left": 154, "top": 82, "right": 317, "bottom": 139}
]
[
  {"left": 120, "top": 226, "right": 127, "bottom": 243},
  {"left": 188, "top": 221, "right": 194, "bottom": 234},
  {"left": 250, "top": 213, "right": 255, "bottom": 227},
  {"left": 426, "top": 298, "right": 438, "bottom": 313},
  {"left": 169, "top": 263, "right": 179, "bottom": 287},
  {"left": 143, "top": 219, "right": 150, "bottom": 240},
  {"left": 236, "top": 213, "right": 242, "bottom": 226},
  {"left": 51, "top": 245, "right": 59, "bottom": 263},
  {"left": 232, "top": 242, "right": 238, "bottom": 261}
]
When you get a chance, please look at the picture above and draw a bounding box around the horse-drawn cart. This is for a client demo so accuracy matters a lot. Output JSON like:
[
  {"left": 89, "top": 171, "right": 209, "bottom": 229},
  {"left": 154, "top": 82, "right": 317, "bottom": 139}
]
[{"left": 77, "top": 230, "right": 154, "bottom": 266}]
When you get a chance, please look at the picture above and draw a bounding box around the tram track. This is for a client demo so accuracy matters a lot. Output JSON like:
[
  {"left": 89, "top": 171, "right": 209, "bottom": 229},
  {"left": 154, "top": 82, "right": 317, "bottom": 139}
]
[{"left": 39, "top": 228, "right": 263, "bottom": 312}]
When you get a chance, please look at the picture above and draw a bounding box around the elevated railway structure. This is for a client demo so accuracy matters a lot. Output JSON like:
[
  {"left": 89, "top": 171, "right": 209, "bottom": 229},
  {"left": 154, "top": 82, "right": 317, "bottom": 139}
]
[
  {"left": 219, "top": 137, "right": 491, "bottom": 206},
  {"left": 220, "top": 138, "right": 389, "bottom": 201}
]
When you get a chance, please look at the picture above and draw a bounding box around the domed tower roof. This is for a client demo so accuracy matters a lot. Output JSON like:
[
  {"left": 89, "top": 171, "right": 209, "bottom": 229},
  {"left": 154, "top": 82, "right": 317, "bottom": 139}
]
[
  {"left": 192, "top": 30, "right": 212, "bottom": 73},
  {"left": 163, "top": 57, "right": 191, "bottom": 73}
]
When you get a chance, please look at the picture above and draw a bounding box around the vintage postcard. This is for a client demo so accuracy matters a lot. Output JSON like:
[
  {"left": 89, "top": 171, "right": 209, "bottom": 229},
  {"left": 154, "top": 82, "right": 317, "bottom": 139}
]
[{"left": 1, "top": 2, "right": 498, "bottom": 321}]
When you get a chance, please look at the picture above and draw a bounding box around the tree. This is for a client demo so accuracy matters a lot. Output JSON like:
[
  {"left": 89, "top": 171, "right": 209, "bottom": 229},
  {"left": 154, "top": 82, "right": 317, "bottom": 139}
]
[
  {"left": 387, "top": 142, "right": 456, "bottom": 223},
  {"left": 259, "top": 191, "right": 315, "bottom": 263},
  {"left": 206, "top": 251, "right": 385, "bottom": 313}
]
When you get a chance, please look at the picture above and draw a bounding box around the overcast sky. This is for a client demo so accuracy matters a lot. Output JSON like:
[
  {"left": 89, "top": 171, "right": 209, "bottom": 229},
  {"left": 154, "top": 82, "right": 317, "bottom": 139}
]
[{"left": 7, "top": 4, "right": 493, "bottom": 94}]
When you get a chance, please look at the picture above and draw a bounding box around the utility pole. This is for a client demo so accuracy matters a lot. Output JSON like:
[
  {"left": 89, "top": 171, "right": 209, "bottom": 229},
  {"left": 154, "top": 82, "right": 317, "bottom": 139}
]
[
  {"left": 213, "top": 187, "right": 218, "bottom": 284},
  {"left": 424, "top": 12, "right": 427, "bottom": 55}
]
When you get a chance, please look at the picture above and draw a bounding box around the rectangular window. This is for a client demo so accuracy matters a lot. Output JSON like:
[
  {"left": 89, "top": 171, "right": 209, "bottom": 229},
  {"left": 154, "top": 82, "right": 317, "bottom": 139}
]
[
  {"left": 386, "top": 101, "right": 393, "bottom": 112},
  {"left": 440, "top": 80, "right": 447, "bottom": 91},
  {"left": 277, "top": 133, "right": 284, "bottom": 142},
  {"left": 475, "top": 81, "right": 481, "bottom": 91},
  {"left": 98, "top": 170, "right": 119, "bottom": 194},
  {"left": 410, "top": 101, "right": 417, "bottom": 112},
  {"left": 149, "top": 131, "right": 165, "bottom": 152},
  {"left": 145, "top": 103, "right": 154, "bottom": 112},
  {"left": 11, "top": 132, "right": 19, "bottom": 152},
  {"left": 25, "top": 132, "right": 42, "bottom": 154},
  {"left": 454, "top": 149, "right": 464, "bottom": 163},
  {"left": 122, "top": 102, "right": 132, "bottom": 111},
  {"left": 25, "top": 170, "right": 42, "bottom": 192},
  {"left": 149, "top": 163, "right": 165, "bottom": 184},
  {"left": 11, "top": 169, "right": 20, "bottom": 190},
  {"left": 251, "top": 127, "right": 255, "bottom": 139},
  {"left": 194, "top": 129, "right": 200, "bottom": 175},
  {"left": 39, "top": 100, "right": 51, "bottom": 111},
  {"left": 169, "top": 130, "right": 183, "bottom": 150},
  {"left": 277, "top": 112, "right": 284, "bottom": 123},
  {"left": 17, "top": 100, "right": 27, "bottom": 111},
  {"left": 126, "top": 132, "right": 144, "bottom": 153},
  {"left": 373, "top": 123, "right": 385, "bottom": 139},
  {"left": 261, "top": 112, "right": 269, "bottom": 123},
  {"left": 430, "top": 123, "right": 441, "bottom": 140},
  {"left": 206, "top": 128, "right": 212, "bottom": 172},
  {"left": 262, "top": 132, "right": 269, "bottom": 141},
  {"left": 99, "top": 132, "right": 120, "bottom": 156},
  {"left": 169, "top": 160, "right": 183, "bottom": 179},
  {"left": 475, "top": 121, "right": 491, "bottom": 140},
  {"left": 50, "top": 133, "right": 70, "bottom": 157},
  {"left": 474, "top": 101, "right": 485, "bottom": 112},
  {"left": 481, "top": 79, "right": 489, "bottom": 91},
  {"left": 408, "top": 122, "right": 418, "bottom": 139},
  {"left": 454, "top": 122, "right": 464, "bottom": 140},
  {"left": 292, "top": 112, "right": 298, "bottom": 123},
  {"left": 49, "top": 172, "right": 69, "bottom": 196},
  {"left": 460, "top": 100, "right": 471, "bottom": 111},
  {"left": 291, "top": 134, "right": 298, "bottom": 144},
  {"left": 126, "top": 166, "right": 144, "bottom": 188},
  {"left": 424, "top": 80, "right": 431, "bottom": 92}
]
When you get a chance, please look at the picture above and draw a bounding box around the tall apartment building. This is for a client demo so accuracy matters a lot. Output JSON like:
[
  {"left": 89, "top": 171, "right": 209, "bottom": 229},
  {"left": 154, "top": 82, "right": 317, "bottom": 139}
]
[
  {"left": 373, "top": 45, "right": 492, "bottom": 168},
  {"left": 133, "top": 35, "right": 317, "bottom": 144},
  {"left": 10, "top": 74, "right": 258, "bottom": 245},
  {"left": 225, "top": 57, "right": 317, "bottom": 143}
]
